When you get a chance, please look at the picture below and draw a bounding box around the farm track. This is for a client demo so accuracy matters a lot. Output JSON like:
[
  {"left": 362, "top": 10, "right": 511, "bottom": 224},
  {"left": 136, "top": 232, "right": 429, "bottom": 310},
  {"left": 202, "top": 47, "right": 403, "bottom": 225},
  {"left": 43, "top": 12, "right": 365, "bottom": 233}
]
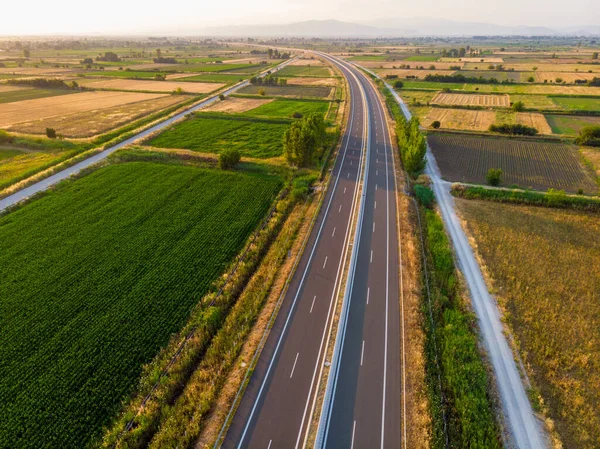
[
  {"left": 0, "top": 57, "right": 298, "bottom": 212},
  {"left": 360, "top": 65, "right": 548, "bottom": 449}
]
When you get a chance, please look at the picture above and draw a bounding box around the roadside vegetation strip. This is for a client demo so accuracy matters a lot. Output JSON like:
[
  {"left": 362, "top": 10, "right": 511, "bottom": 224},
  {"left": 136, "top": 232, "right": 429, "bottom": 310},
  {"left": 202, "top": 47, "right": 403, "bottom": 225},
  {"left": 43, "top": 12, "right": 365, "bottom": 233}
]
[
  {"left": 147, "top": 113, "right": 291, "bottom": 159},
  {"left": 452, "top": 184, "right": 600, "bottom": 212},
  {"left": 427, "top": 132, "right": 597, "bottom": 194},
  {"left": 0, "top": 161, "right": 282, "bottom": 449},
  {"left": 456, "top": 199, "right": 600, "bottom": 449}
]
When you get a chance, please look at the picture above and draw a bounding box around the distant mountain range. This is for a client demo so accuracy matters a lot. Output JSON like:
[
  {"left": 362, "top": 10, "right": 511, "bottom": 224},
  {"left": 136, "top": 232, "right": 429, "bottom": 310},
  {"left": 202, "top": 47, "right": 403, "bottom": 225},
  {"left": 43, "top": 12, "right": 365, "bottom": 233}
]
[{"left": 195, "top": 18, "right": 600, "bottom": 37}]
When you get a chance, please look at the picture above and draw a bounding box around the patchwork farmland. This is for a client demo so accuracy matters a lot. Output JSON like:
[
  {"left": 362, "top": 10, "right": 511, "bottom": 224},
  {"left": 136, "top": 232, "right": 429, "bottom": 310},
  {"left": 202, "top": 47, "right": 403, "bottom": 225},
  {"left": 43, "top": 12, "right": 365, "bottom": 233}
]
[
  {"left": 431, "top": 92, "right": 510, "bottom": 107},
  {"left": 428, "top": 132, "right": 597, "bottom": 193}
]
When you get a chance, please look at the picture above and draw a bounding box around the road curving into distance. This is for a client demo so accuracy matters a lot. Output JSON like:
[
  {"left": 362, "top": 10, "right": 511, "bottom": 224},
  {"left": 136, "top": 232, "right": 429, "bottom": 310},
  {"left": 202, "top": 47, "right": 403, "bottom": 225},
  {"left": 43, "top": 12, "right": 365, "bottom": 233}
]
[
  {"left": 360, "top": 66, "right": 547, "bottom": 449},
  {"left": 0, "top": 57, "right": 298, "bottom": 213},
  {"left": 221, "top": 53, "right": 404, "bottom": 449}
]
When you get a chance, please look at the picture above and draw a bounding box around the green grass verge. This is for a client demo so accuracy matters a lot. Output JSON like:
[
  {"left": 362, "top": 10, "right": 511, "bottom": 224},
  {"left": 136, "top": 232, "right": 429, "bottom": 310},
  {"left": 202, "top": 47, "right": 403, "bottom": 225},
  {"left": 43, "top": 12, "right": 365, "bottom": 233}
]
[
  {"left": 0, "top": 161, "right": 282, "bottom": 448},
  {"left": 148, "top": 113, "right": 290, "bottom": 159}
]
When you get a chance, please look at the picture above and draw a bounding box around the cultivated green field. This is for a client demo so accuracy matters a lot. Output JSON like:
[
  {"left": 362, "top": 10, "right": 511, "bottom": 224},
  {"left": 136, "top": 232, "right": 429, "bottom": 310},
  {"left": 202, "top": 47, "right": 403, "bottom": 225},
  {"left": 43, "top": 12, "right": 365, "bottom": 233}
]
[
  {"left": 0, "top": 148, "right": 23, "bottom": 160},
  {"left": 275, "top": 65, "right": 333, "bottom": 77},
  {"left": 238, "top": 85, "right": 333, "bottom": 98},
  {"left": 550, "top": 96, "right": 600, "bottom": 111},
  {"left": 405, "top": 55, "right": 439, "bottom": 62},
  {"left": 83, "top": 70, "right": 166, "bottom": 78},
  {"left": 149, "top": 113, "right": 290, "bottom": 158},
  {"left": 176, "top": 63, "right": 262, "bottom": 73},
  {"left": 242, "top": 98, "right": 330, "bottom": 118},
  {"left": 180, "top": 73, "right": 245, "bottom": 84},
  {"left": 0, "top": 161, "right": 281, "bottom": 448},
  {"left": 546, "top": 114, "right": 600, "bottom": 134},
  {"left": 0, "top": 88, "right": 74, "bottom": 104}
]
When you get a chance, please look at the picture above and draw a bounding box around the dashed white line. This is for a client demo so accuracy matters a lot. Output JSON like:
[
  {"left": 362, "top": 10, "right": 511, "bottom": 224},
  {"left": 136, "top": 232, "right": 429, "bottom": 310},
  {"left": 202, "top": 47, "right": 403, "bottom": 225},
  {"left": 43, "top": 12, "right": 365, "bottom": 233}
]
[
  {"left": 323, "top": 256, "right": 328, "bottom": 269},
  {"left": 332, "top": 227, "right": 336, "bottom": 237},
  {"left": 375, "top": 184, "right": 378, "bottom": 191},
  {"left": 374, "top": 201, "right": 377, "bottom": 209},
  {"left": 344, "top": 187, "right": 347, "bottom": 194},
  {"left": 350, "top": 160, "right": 353, "bottom": 166},
  {"left": 370, "top": 250, "right": 373, "bottom": 263},
  {"left": 267, "top": 440, "right": 272, "bottom": 449},
  {"left": 351, "top": 421, "right": 357, "bottom": 449},
  {"left": 376, "top": 169, "right": 379, "bottom": 176},
  {"left": 373, "top": 222, "right": 375, "bottom": 233},
  {"left": 310, "top": 295, "right": 317, "bottom": 314},
  {"left": 290, "top": 352, "right": 299, "bottom": 379},
  {"left": 361, "top": 340, "right": 365, "bottom": 366},
  {"left": 347, "top": 172, "right": 350, "bottom": 178},
  {"left": 339, "top": 204, "right": 342, "bottom": 213},
  {"left": 367, "top": 287, "right": 370, "bottom": 304}
]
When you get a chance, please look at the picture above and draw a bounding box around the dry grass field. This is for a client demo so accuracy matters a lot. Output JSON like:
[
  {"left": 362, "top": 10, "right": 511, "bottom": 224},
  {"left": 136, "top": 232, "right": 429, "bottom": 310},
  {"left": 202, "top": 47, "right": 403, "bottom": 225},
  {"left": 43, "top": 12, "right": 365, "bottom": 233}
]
[
  {"left": 359, "top": 60, "right": 463, "bottom": 70},
  {"left": 515, "top": 112, "right": 552, "bottom": 134},
  {"left": 0, "top": 67, "right": 75, "bottom": 75},
  {"left": 285, "top": 77, "right": 338, "bottom": 86},
  {"left": 423, "top": 108, "right": 496, "bottom": 131},
  {"left": 204, "top": 97, "right": 272, "bottom": 113},
  {"left": 8, "top": 95, "right": 187, "bottom": 137},
  {"left": 440, "top": 57, "right": 504, "bottom": 63},
  {"left": 376, "top": 69, "right": 457, "bottom": 79},
  {"left": 77, "top": 78, "right": 224, "bottom": 93},
  {"left": 457, "top": 199, "right": 600, "bottom": 449},
  {"left": 580, "top": 147, "right": 600, "bottom": 179},
  {"left": 0, "top": 85, "right": 27, "bottom": 93},
  {"left": 534, "top": 71, "right": 598, "bottom": 83},
  {"left": 432, "top": 92, "right": 510, "bottom": 107},
  {"left": 463, "top": 84, "right": 600, "bottom": 95},
  {"left": 289, "top": 58, "right": 327, "bottom": 66},
  {"left": 0, "top": 91, "right": 168, "bottom": 129}
]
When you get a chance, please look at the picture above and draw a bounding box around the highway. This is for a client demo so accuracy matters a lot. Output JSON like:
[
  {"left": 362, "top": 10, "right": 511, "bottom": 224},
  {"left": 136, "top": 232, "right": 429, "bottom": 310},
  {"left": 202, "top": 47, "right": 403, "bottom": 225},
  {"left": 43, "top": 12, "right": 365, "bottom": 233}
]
[
  {"left": 222, "top": 54, "right": 403, "bottom": 449},
  {"left": 0, "top": 58, "right": 296, "bottom": 213}
]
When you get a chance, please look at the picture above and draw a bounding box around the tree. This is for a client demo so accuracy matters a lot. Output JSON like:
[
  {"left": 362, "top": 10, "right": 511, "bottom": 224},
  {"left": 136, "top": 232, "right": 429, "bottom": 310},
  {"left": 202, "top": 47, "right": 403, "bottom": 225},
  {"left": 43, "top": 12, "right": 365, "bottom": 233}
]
[
  {"left": 23, "top": 48, "right": 30, "bottom": 58},
  {"left": 393, "top": 80, "right": 404, "bottom": 89},
  {"left": 258, "top": 88, "right": 266, "bottom": 96},
  {"left": 512, "top": 101, "right": 525, "bottom": 112},
  {"left": 555, "top": 77, "right": 563, "bottom": 83},
  {"left": 219, "top": 94, "right": 226, "bottom": 101},
  {"left": 46, "top": 128, "right": 57, "bottom": 139},
  {"left": 431, "top": 120, "right": 441, "bottom": 129},
  {"left": 414, "top": 185, "right": 434, "bottom": 208},
  {"left": 283, "top": 113, "right": 326, "bottom": 167},
  {"left": 593, "top": 52, "right": 598, "bottom": 60},
  {"left": 219, "top": 149, "right": 241, "bottom": 170},
  {"left": 173, "top": 87, "right": 184, "bottom": 95},
  {"left": 527, "top": 76, "right": 535, "bottom": 83},
  {"left": 156, "top": 48, "right": 162, "bottom": 58},
  {"left": 575, "top": 125, "right": 600, "bottom": 146},
  {"left": 486, "top": 168, "right": 503, "bottom": 186}
]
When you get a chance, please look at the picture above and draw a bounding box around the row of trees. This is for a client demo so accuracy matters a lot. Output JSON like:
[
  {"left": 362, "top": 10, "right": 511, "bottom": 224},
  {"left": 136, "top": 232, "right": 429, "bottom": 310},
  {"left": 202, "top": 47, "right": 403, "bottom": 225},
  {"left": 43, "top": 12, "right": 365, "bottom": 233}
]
[
  {"left": 249, "top": 75, "right": 287, "bottom": 86},
  {"left": 397, "top": 116, "right": 427, "bottom": 176},
  {"left": 283, "top": 113, "right": 327, "bottom": 167}
]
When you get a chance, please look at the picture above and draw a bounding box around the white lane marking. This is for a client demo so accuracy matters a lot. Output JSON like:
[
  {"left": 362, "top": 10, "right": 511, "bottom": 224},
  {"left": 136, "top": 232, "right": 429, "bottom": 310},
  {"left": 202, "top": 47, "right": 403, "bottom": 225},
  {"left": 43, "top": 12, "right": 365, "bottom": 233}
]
[
  {"left": 374, "top": 201, "right": 377, "bottom": 209},
  {"left": 373, "top": 222, "right": 375, "bottom": 233},
  {"left": 351, "top": 421, "right": 357, "bottom": 449},
  {"left": 323, "top": 256, "right": 328, "bottom": 269},
  {"left": 310, "top": 295, "right": 317, "bottom": 314},
  {"left": 347, "top": 172, "right": 350, "bottom": 178},
  {"left": 332, "top": 227, "right": 336, "bottom": 237},
  {"left": 370, "top": 250, "right": 373, "bottom": 263},
  {"left": 376, "top": 184, "right": 378, "bottom": 191},
  {"left": 350, "top": 160, "right": 352, "bottom": 165},
  {"left": 290, "top": 352, "right": 300, "bottom": 378},
  {"left": 361, "top": 340, "right": 365, "bottom": 366},
  {"left": 377, "top": 158, "right": 379, "bottom": 163},
  {"left": 376, "top": 169, "right": 379, "bottom": 176},
  {"left": 339, "top": 204, "right": 343, "bottom": 213},
  {"left": 344, "top": 187, "right": 347, "bottom": 194},
  {"left": 267, "top": 440, "right": 272, "bottom": 449},
  {"left": 367, "top": 287, "right": 370, "bottom": 305}
]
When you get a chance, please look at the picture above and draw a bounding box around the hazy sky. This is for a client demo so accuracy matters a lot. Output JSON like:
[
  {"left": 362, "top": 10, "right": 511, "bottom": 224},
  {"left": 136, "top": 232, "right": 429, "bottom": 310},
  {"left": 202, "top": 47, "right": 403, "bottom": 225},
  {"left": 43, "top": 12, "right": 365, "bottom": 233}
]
[{"left": 2, "top": 0, "right": 598, "bottom": 35}]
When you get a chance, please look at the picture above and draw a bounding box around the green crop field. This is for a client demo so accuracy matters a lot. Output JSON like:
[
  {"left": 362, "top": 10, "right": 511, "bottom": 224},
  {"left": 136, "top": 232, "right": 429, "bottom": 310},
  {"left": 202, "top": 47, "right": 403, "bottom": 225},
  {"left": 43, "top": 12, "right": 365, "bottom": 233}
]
[
  {"left": 400, "top": 81, "right": 466, "bottom": 90},
  {"left": 149, "top": 113, "right": 290, "bottom": 158},
  {"left": 550, "top": 96, "right": 600, "bottom": 111},
  {"left": 180, "top": 73, "right": 245, "bottom": 84},
  {"left": 405, "top": 55, "right": 439, "bottom": 62},
  {"left": 275, "top": 65, "right": 333, "bottom": 77},
  {"left": 238, "top": 85, "right": 333, "bottom": 98},
  {"left": 0, "top": 161, "right": 281, "bottom": 448},
  {"left": 242, "top": 98, "right": 330, "bottom": 118},
  {"left": 545, "top": 114, "right": 600, "bottom": 134},
  {"left": 176, "top": 63, "right": 262, "bottom": 73},
  {"left": 0, "top": 88, "right": 74, "bottom": 104},
  {"left": 0, "top": 148, "right": 24, "bottom": 160},
  {"left": 83, "top": 70, "right": 166, "bottom": 78}
]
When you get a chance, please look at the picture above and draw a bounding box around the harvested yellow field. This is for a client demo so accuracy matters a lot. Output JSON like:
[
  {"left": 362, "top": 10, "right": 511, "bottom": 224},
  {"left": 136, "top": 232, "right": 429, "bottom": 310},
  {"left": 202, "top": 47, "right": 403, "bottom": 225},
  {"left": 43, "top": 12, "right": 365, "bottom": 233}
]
[
  {"left": 0, "top": 85, "right": 26, "bottom": 93},
  {"left": 504, "top": 63, "right": 599, "bottom": 73},
  {"left": 10, "top": 95, "right": 187, "bottom": 138},
  {"left": 290, "top": 58, "right": 327, "bottom": 66},
  {"left": 440, "top": 57, "right": 504, "bottom": 63},
  {"left": 377, "top": 69, "right": 456, "bottom": 79},
  {"left": 516, "top": 112, "right": 552, "bottom": 134},
  {"left": 360, "top": 61, "right": 462, "bottom": 70},
  {"left": 0, "top": 67, "right": 75, "bottom": 75},
  {"left": 423, "top": 108, "right": 496, "bottom": 131},
  {"left": 0, "top": 91, "right": 167, "bottom": 129},
  {"left": 204, "top": 97, "right": 272, "bottom": 113},
  {"left": 432, "top": 92, "right": 510, "bottom": 107},
  {"left": 286, "top": 77, "right": 338, "bottom": 86},
  {"left": 166, "top": 73, "right": 200, "bottom": 80},
  {"left": 127, "top": 63, "right": 178, "bottom": 70},
  {"left": 534, "top": 71, "right": 598, "bottom": 83},
  {"left": 77, "top": 78, "right": 224, "bottom": 93}
]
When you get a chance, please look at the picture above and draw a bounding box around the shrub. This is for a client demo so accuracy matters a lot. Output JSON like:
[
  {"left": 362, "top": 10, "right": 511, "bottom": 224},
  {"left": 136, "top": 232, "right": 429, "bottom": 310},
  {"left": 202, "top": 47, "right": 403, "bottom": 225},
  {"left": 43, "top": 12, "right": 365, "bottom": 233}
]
[
  {"left": 575, "top": 125, "right": 600, "bottom": 147},
  {"left": 46, "top": 128, "right": 57, "bottom": 139},
  {"left": 219, "top": 94, "right": 226, "bottom": 101},
  {"left": 512, "top": 101, "right": 525, "bottom": 112},
  {"left": 486, "top": 168, "right": 503, "bottom": 186},
  {"left": 218, "top": 149, "right": 241, "bottom": 170},
  {"left": 414, "top": 184, "right": 434, "bottom": 208},
  {"left": 258, "top": 88, "right": 266, "bottom": 96},
  {"left": 431, "top": 120, "right": 441, "bottom": 129},
  {"left": 292, "top": 111, "right": 303, "bottom": 119},
  {"left": 489, "top": 123, "right": 537, "bottom": 136},
  {"left": 527, "top": 76, "right": 535, "bottom": 82},
  {"left": 393, "top": 80, "right": 404, "bottom": 89}
]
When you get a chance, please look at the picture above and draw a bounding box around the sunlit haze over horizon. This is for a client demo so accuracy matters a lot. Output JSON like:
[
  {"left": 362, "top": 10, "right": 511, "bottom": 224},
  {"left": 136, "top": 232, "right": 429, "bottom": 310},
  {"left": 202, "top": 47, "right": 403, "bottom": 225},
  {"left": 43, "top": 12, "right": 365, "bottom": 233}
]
[{"left": 2, "top": 0, "right": 599, "bottom": 35}]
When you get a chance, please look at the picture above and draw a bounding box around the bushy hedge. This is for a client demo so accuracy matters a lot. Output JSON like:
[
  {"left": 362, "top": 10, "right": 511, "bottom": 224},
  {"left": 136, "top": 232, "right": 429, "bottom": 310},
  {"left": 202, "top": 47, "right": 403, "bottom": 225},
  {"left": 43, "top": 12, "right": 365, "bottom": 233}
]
[{"left": 489, "top": 123, "right": 538, "bottom": 136}]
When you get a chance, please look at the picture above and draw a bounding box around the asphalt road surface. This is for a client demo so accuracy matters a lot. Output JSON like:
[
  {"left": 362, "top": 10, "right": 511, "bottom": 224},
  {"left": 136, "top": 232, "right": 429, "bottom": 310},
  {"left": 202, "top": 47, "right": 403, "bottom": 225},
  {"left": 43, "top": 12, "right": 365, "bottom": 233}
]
[
  {"left": 317, "top": 56, "right": 403, "bottom": 449},
  {"left": 222, "top": 54, "right": 403, "bottom": 449},
  {"left": 0, "top": 58, "right": 296, "bottom": 213}
]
